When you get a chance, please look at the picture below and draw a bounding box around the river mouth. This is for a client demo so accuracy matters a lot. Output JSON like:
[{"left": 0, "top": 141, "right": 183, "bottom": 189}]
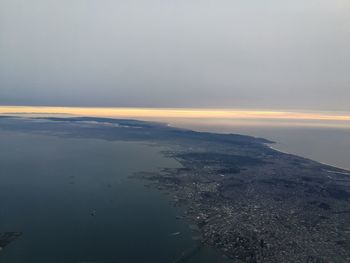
[{"left": 0, "top": 131, "right": 226, "bottom": 263}]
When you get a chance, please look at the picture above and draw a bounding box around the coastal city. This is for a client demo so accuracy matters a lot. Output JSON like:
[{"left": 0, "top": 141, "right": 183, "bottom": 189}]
[
  {"left": 1, "top": 116, "right": 350, "bottom": 262},
  {"left": 136, "top": 141, "right": 350, "bottom": 262}
]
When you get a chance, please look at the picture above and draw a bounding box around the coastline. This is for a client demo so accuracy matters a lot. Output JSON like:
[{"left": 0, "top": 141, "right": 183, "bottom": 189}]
[
  {"left": 1, "top": 116, "right": 350, "bottom": 262},
  {"left": 265, "top": 143, "right": 350, "bottom": 172}
]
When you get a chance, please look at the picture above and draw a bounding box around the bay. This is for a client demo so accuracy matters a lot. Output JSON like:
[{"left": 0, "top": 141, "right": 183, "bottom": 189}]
[{"left": 0, "top": 131, "right": 226, "bottom": 263}]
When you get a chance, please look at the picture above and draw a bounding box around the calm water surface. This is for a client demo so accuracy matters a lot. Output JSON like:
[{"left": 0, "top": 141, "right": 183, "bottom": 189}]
[
  {"left": 0, "top": 131, "right": 227, "bottom": 263},
  {"left": 168, "top": 120, "right": 350, "bottom": 170},
  {"left": 2, "top": 118, "right": 349, "bottom": 262}
]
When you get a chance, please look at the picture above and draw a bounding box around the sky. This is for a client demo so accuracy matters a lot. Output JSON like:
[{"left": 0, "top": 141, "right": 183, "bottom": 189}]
[{"left": 0, "top": 0, "right": 349, "bottom": 111}]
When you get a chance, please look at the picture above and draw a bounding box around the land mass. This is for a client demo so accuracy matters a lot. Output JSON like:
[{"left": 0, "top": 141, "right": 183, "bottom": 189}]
[{"left": 0, "top": 116, "right": 349, "bottom": 262}]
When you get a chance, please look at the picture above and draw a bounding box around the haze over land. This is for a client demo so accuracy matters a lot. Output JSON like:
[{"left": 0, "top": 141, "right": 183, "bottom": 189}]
[{"left": 1, "top": 106, "right": 350, "bottom": 128}]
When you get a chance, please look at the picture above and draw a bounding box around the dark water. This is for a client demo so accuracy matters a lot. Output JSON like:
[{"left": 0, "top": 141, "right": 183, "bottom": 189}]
[{"left": 0, "top": 131, "right": 226, "bottom": 263}]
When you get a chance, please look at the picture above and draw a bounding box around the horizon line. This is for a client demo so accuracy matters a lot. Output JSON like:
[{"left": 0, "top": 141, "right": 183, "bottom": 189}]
[{"left": 1, "top": 105, "right": 350, "bottom": 122}]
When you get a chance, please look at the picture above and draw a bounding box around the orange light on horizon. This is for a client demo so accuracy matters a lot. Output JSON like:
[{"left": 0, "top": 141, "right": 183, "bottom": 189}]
[{"left": 0, "top": 106, "right": 350, "bottom": 122}]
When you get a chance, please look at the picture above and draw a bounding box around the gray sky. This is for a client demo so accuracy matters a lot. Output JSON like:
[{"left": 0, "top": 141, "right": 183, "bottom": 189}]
[{"left": 0, "top": 0, "right": 349, "bottom": 110}]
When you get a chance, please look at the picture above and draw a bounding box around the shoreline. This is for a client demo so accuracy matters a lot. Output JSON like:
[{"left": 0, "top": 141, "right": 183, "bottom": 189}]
[
  {"left": 1, "top": 116, "right": 350, "bottom": 262},
  {"left": 265, "top": 143, "right": 350, "bottom": 172}
]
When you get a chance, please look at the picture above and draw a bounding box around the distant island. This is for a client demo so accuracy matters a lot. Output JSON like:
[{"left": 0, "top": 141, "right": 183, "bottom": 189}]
[{"left": 0, "top": 116, "right": 349, "bottom": 262}]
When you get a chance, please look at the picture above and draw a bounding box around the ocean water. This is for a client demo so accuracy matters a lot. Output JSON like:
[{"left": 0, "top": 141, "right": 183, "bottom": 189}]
[
  {"left": 1, "top": 117, "right": 349, "bottom": 263},
  {"left": 166, "top": 119, "right": 350, "bottom": 170},
  {"left": 0, "top": 131, "right": 227, "bottom": 263}
]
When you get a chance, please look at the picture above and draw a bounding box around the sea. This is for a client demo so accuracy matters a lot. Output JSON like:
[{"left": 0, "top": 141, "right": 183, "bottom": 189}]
[
  {"left": 0, "top": 130, "right": 227, "bottom": 263},
  {"left": 164, "top": 118, "right": 350, "bottom": 170},
  {"left": 0, "top": 114, "right": 349, "bottom": 262}
]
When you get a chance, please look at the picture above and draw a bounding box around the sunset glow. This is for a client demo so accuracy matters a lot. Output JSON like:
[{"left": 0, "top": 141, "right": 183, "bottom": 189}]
[{"left": 1, "top": 106, "right": 350, "bottom": 122}]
